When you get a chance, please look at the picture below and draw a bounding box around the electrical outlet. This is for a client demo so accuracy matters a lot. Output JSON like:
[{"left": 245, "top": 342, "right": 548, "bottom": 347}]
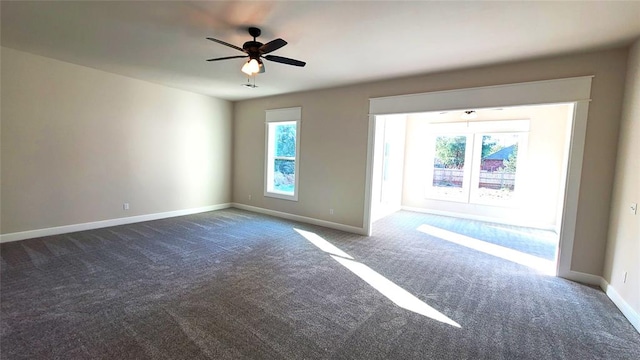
[
  {"left": 123, "top": 203, "right": 130, "bottom": 210},
  {"left": 248, "top": 194, "right": 252, "bottom": 201},
  {"left": 329, "top": 208, "right": 334, "bottom": 215}
]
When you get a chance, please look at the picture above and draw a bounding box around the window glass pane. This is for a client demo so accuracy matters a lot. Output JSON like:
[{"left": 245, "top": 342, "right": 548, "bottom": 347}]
[
  {"left": 265, "top": 109, "right": 300, "bottom": 200},
  {"left": 477, "top": 133, "right": 519, "bottom": 201},
  {"left": 273, "top": 159, "right": 295, "bottom": 193},
  {"left": 432, "top": 135, "right": 466, "bottom": 197},
  {"left": 275, "top": 124, "right": 296, "bottom": 157}
]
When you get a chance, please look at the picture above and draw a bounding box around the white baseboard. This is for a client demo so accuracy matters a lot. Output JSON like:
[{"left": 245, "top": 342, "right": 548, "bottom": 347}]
[
  {"left": 232, "top": 203, "right": 367, "bottom": 236},
  {"left": 563, "top": 270, "right": 603, "bottom": 286},
  {"left": 600, "top": 279, "right": 640, "bottom": 333},
  {"left": 401, "top": 206, "right": 556, "bottom": 231},
  {"left": 0, "top": 203, "right": 232, "bottom": 243}
]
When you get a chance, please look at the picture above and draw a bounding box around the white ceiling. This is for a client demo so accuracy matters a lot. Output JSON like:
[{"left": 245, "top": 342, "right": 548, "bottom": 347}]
[{"left": 2, "top": 1, "right": 640, "bottom": 101}]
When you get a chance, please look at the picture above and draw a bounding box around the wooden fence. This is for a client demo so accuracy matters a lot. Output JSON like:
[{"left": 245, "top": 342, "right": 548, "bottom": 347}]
[{"left": 433, "top": 168, "right": 515, "bottom": 189}]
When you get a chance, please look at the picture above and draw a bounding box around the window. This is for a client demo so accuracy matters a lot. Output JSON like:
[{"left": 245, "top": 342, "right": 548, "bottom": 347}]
[
  {"left": 265, "top": 107, "right": 301, "bottom": 200},
  {"left": 470, "top": 132, "right": 526, "bottom": 205},
  {"left": 426, "top": 120, "right": 528, "bottom": 206},
  {"left": 431, "top": 134, "right": 470, "bottom": 201},
  {"left": 424, "top": 122, "right": 473, "bottom": 202}
]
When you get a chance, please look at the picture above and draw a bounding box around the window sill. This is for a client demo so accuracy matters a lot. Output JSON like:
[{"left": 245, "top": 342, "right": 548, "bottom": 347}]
[{"left": 264, "top": 191, "right": 299, "bottom": 201}]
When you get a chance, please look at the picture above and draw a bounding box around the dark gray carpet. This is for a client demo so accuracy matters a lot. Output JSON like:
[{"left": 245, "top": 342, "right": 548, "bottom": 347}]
[{"left": 1, "top": 209, "right": 638, "bottom": 359}]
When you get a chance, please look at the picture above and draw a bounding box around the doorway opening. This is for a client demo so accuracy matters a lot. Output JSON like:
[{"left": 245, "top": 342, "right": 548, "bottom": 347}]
[
  {"left": 371, "top": 104, "right": 574, "bottom": 274},
  {"left": 364, "top": 77, "right": 593, "bottom": 278}
]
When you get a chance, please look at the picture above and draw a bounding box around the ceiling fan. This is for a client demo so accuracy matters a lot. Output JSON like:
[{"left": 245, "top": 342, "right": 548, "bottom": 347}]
[{"left": 206, "top": 27, "right": 306, "bottom": 76}]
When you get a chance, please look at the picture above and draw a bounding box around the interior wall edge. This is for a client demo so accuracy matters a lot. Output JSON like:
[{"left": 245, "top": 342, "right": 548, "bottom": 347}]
[{"left": 0, "top": 203, "right": 232, "bottom": 243}]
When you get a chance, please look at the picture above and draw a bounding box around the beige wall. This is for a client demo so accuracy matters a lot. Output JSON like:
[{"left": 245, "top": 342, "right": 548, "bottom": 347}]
[
  {"left": 1, "top": 47, "right": 233, "bottom": 234},
  {"left": 604, "top": 39, "right": 640, "bottom": 318},
  {"left": 402, "top": 104, "right": 571, "bottom": 229},
  {"left": 233, "top": 89, "right": 370, "bottom": 227},
  {"left": 233, "top": 48, "right": 628, "bottom": 276}
]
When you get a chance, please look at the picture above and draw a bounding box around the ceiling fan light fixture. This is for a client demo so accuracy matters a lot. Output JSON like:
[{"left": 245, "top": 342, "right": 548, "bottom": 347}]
[{"left": 241, "top": 58, "right": 260, "bottom": 76}]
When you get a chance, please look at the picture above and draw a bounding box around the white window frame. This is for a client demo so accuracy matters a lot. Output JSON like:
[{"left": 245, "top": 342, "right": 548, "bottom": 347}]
[{"left": 264, "top": 107, "right": 301, "bottom": 201}]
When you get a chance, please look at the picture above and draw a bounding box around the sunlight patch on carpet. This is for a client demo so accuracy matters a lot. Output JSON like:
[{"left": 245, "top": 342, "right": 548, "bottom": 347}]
[
  {"left": 294, "top": 228, "right": 353, "bottom": 259},
  {"left": 417, "top": 224, "right": 555, "bottom": 275},
  {"left": 486, "top": 225, "right": 558, "bottom": 243},
  {"left": 294, "top": 228, "right": 461, "bottom": 328}
]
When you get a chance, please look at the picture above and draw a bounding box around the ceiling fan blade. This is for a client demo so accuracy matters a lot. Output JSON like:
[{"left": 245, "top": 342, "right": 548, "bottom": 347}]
[
  {"left": 206, "top": 55, "right": 248, "bottom": 62},
  {"left": 206, "top": 37, "right": 246, "bottom": 53},
  {"left": 260, "top": 38, "right": 287, "bottom": 54},
  {"left": 264, "top": 55, "right": 306, "bottom": 67}
]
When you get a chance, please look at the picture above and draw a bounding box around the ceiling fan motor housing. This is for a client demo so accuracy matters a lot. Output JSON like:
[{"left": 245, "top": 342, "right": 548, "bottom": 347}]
[{"left": 243, "top": 41, "right": 263, "bottom": 59}]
